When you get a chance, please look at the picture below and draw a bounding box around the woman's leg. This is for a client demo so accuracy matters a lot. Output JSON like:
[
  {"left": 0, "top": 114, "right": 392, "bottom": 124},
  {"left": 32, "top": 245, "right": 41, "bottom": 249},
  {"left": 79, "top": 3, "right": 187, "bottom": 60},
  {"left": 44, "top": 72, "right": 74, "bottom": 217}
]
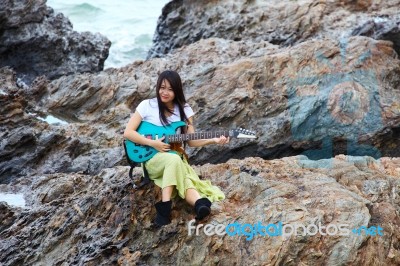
[
  {"left": 185, "top": 188, "right": 212, "bottom": 220},
  {"left": 162, "top": 186, "right": 174, "bottom": 202},
  {"left": 145, "top": 153, "right": 183, "bottom": 226},
  {"left": 185, "top": 188, "right": 201, "bottom": 206},
  {"left": 146, "top": 153, "right": 216, "bottom": 223}
]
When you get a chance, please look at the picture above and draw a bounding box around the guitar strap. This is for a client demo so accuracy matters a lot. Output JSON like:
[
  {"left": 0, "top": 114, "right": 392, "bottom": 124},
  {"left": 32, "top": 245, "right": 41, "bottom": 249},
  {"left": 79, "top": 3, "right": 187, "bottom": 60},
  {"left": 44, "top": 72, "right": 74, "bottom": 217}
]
[
  {"left": 123, "top": 140, "right": 150, "bottom": 189},
  {"left": 172, "top": 111, "right": 190, "bottom": 161}
]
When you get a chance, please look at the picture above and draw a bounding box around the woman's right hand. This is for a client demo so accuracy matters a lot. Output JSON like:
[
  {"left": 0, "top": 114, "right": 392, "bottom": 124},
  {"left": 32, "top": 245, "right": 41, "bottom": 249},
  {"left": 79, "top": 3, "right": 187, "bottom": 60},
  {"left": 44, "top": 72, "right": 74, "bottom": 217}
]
[{"left": 151, "top": 136, "right": 171, "bottom": 152}]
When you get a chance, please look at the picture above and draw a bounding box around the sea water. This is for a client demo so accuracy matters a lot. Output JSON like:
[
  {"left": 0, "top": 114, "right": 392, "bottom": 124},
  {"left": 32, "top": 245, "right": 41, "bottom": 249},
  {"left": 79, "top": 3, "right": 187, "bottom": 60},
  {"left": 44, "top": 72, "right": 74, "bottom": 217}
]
[{"left": 46, "top": 0, "right": 168, "bottom": 69}]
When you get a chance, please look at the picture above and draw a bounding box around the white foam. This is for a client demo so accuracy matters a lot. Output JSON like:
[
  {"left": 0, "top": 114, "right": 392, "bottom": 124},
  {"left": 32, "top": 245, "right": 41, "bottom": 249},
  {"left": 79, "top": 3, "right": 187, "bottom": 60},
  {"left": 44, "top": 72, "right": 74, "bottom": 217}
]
[{"left": 0, "top": 193, "right": 26, "bottom": 208}]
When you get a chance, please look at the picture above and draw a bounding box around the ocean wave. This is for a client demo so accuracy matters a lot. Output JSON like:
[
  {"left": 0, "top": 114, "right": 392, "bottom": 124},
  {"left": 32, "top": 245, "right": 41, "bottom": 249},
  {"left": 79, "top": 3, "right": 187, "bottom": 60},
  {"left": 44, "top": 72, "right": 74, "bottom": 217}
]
[
  {"left": 68, "top": 3, "right": 105, "bottom": 17},
  {"left": 47, "top": 0, "right": 166, "bottom": 68}
]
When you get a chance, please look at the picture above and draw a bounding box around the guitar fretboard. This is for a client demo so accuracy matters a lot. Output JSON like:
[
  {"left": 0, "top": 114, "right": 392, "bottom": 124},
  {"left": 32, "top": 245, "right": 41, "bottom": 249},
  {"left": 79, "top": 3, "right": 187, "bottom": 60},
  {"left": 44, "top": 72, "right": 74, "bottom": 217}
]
[{"left": 167, "top": 131, "right": 230, "bottom": 143}]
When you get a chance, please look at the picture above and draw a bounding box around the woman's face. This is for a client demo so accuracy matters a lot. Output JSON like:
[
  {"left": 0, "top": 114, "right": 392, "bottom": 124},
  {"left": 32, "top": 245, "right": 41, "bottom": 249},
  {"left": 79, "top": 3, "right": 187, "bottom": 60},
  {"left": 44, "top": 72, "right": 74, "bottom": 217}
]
[{"left": 159, "top": 79, "right": 175, "bottom": 105}]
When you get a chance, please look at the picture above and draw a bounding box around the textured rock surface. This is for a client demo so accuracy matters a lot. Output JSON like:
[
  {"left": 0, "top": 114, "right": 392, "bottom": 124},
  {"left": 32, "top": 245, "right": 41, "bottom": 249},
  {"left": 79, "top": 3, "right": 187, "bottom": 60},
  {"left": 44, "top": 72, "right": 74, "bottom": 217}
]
[
  {"left": 1, "top": 0, "right": 400, "bottom": 265},
  {"left": 0, "top": 0, "right": 110, "bottom": 83},
  {"left": 33, "top": 37, "right": 400, "bottom": 164},
  {"left": 148, "top": 0, "right": 400, "bottom": 57},
  {"left": 1, "top": 155, "right": 399, "bottom": 265},
  {"left": 1, "top": 36, "right": 400, "bottom": 182},
  {"left": 0, "top": 67, "right": 124, "bottom": 184},
  {"left": 148, "top": 0, "right": 400, "bottom": 58},
  {"left": 352, "top": 17, "right": 400, "bottom": 55}
]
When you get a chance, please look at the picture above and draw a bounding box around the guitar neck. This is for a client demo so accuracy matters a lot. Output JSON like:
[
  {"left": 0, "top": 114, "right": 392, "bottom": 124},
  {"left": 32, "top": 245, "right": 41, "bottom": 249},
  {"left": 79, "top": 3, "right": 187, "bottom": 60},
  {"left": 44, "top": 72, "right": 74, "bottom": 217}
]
[{"left": 167, "top": 131, "right": 230, "bottom": 143}]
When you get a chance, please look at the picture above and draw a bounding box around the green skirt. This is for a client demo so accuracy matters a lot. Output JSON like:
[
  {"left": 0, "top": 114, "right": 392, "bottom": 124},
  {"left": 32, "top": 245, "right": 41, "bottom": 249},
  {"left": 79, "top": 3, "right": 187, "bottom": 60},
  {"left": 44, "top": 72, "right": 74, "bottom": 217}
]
[{"left": 144, "top": 152, "right": 225, "bottom": 202}]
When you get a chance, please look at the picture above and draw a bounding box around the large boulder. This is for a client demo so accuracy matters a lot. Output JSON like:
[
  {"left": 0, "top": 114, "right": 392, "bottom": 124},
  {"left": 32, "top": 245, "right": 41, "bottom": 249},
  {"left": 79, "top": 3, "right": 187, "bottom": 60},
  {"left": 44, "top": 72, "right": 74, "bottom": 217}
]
[
  {"left": 0, "top": 0, "right": 111, "bottom": 83},
  {"left": 36, "top": 37, "right": 400, "bottom": 165},
  {"left": 0, "top": 155, "right": 399, "bottom": 265},
  {"left": 148, "top": 0, "right": 400, "bottom": 58},
  {"left": 1, "top": 36, "right": 400, "bottom": 181},
  {"left": 0, "top": 67, "right": 123, "bottom": 184}
]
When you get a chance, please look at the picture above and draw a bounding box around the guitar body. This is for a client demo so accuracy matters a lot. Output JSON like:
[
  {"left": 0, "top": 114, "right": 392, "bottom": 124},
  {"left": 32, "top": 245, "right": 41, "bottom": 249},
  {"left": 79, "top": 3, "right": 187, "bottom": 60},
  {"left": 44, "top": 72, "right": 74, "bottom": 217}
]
[
  {"left": 124, "top": 120, "right": 256, "bottom": 163},
  {"left": 125, "top": 121, "right": 186, "bottom": 163}
]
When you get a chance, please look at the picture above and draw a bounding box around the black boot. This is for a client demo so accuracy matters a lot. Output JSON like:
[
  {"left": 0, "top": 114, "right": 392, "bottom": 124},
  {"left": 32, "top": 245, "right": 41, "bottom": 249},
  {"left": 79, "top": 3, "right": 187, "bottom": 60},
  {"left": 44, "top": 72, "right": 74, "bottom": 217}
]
[
  {"left": 194, "top": 198, "right": 212, "bottom": 220},
  {"left": 154, "top": 200, "right": 172, "bottom": 226}
]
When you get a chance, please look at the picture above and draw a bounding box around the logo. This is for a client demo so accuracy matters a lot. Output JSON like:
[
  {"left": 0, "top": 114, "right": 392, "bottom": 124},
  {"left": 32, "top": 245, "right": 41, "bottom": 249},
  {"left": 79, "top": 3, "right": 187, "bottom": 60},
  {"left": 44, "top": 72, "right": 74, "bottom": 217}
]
[
  {"left": 284, "top": 38, "right": 383, "bottom": 167},
  {"left": 188, "top": 220, "right": 383, "bottom": 241}
]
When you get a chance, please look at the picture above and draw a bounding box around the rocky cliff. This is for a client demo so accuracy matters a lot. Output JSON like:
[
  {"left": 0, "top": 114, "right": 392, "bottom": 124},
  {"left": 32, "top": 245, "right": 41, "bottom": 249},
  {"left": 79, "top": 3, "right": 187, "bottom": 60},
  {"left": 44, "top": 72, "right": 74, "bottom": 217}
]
[
  {"left": 1, "top": 0, "right": 400, "bottom": 265},
  {"left": 1, "top": 36, "right": 399, "bottom": 182}
]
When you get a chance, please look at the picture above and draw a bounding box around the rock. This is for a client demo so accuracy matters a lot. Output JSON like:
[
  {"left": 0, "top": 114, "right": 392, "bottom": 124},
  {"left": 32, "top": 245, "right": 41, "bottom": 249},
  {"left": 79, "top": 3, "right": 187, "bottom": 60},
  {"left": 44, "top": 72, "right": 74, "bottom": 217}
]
[
  {"left": 148, "top": 0, "right": 400, "bottom": 58},
  {"left": 0, "top": 156, "right": 399, "bottom": 265},
  {"left": 0, "top": 202, "right": 19, "bottom": 232},
  {"left": 351, "top": 17, "right": 400, "bottom": 55},
  {"left": 1, "top": 36, "right": 400, "bottom": 178},
  {"left": 2, "top": 0, "right": 400, "bottom": 265},
  {"left": 0, "top": 67, "right": 124, "bottom": 184},
  {"left": 0, "top": 0, "right": 111, "bottom": 84},
  {"left": 33, "top": 37, "right": 400, "bottom": 166},
  {"left": 1, "top": 36, "right": 400, "bottom": 181}
]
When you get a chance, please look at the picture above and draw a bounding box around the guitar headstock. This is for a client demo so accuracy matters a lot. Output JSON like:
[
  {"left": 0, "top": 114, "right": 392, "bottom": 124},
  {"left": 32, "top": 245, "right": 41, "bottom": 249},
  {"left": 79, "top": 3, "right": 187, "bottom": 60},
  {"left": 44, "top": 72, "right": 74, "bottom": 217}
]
[{"left": 230, "top": 128, "right": 257, "bottom": 139}]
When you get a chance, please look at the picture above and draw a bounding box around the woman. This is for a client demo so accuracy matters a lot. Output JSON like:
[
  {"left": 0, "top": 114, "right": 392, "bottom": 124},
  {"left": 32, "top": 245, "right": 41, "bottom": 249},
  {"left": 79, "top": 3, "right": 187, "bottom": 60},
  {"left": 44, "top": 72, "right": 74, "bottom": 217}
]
[{"left": 124, "top": 70, "right": 228, "bottom": 227}]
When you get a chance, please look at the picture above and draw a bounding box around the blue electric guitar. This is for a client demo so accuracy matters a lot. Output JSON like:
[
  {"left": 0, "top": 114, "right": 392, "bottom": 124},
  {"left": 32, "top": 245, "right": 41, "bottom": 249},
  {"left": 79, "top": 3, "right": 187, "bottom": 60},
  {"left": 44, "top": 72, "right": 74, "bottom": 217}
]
[{"left": 125, "top": 121, "right": 256, "bottom": 163}]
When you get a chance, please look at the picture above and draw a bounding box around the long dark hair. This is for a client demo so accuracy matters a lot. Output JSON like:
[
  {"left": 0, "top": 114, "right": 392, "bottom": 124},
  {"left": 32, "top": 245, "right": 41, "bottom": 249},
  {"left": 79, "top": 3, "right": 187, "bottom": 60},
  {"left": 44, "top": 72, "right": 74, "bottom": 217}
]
[{"left": 156, "top": 70, "right": 188, "bottom": 129}]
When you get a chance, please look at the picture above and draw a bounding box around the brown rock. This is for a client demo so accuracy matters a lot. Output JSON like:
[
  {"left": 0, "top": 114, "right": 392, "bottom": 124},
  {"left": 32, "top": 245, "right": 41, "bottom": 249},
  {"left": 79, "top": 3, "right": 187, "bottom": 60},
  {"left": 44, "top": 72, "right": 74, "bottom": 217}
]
[{"left": 0, "top": 156, "right": 399, "bottom": 265}]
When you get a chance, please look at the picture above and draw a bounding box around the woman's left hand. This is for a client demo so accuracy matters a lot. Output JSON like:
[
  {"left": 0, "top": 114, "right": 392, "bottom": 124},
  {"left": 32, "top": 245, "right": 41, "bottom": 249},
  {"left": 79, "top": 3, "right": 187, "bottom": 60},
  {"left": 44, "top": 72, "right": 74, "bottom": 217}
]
[{"left": 213, "top": 136, "right": 230, "bottom": 145}]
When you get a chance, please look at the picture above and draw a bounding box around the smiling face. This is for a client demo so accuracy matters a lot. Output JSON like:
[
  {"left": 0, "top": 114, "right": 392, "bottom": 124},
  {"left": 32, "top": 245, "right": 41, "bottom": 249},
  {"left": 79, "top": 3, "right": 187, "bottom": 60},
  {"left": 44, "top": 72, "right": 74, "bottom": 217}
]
[
  {"left": 155, "top": 70, "right": 187, "bottom": 125},
  {"left": 159, "top": 79, "right": 175, "bottom": 107}
]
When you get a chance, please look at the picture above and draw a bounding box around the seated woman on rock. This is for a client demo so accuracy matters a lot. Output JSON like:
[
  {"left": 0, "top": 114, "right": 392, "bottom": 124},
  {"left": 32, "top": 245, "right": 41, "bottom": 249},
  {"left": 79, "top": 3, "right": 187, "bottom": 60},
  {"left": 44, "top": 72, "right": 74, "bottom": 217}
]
[{"left": 123, "top": 70, "right": 228, "bottom": 226}]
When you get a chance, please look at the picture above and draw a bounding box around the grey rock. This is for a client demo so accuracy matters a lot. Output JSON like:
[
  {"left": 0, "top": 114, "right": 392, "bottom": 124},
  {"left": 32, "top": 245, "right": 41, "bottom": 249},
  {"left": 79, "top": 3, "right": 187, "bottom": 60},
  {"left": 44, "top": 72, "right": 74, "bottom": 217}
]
[
  {"left": 0, "top": 156, "right": 399, "bottom": 265},
  {"left": 148, "top": 0, "right": 400, "bottom": 58},
  {"left": 0, "top": 1, "right": 111, "bottom": 84}
]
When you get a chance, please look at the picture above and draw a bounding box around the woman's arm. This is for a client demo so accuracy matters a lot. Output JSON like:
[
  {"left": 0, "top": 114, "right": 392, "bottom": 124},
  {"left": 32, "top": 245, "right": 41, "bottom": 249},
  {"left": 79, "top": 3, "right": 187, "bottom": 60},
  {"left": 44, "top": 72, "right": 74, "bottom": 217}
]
[
  {"left": 123, "top": 111, "right": 171, "bottom": 152},
  {"left": 186, "top": 117, "right": 229, "bottom": 148}
]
